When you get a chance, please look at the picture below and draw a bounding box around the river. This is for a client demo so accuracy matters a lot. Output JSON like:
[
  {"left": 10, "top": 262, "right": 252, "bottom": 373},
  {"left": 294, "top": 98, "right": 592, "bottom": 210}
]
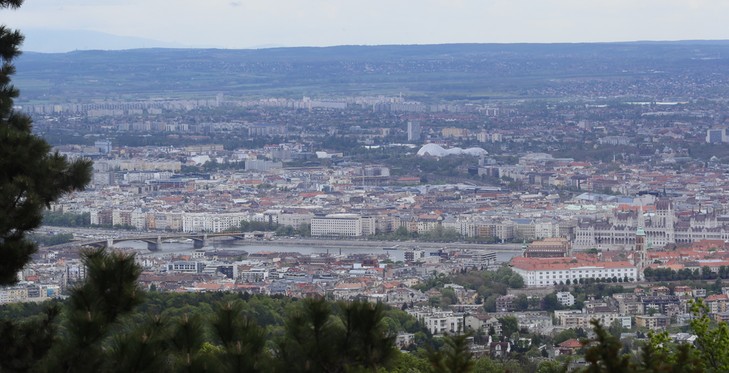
[{"left": 119, "top": 238, "right": 522, "bottom": 263}]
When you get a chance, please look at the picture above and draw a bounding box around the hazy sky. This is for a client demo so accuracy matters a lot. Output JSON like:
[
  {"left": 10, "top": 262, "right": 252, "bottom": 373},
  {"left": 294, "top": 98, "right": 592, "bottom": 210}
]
[{"left": 7, "top": 0, "right": 729, "bottom": 50}]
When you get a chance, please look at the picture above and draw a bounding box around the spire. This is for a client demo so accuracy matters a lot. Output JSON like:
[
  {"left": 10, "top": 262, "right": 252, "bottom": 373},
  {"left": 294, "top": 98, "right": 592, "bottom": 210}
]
[
  {"left": 637, "top": 201, "right": 646, "bottom": 230},
  {"left": 635, "top": 211, "right": 647, "bottom": 280}
]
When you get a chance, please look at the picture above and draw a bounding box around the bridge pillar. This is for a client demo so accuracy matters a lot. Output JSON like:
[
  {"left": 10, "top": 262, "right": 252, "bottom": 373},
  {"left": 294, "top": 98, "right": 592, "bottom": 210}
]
[
  {"left": 192, "top": 234, "right": 209, "bottom": 249},
  {"left": 106, "top": 238, "right": 114, "bottom": 248},
  {"left": 146, "top": 236, "right": 163, "bottom": 252}
]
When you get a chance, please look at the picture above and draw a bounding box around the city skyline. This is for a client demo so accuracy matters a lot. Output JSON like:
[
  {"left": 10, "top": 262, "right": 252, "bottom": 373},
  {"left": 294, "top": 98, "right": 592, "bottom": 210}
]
[{"left": 7, "top": 0, "right": 729, "bottom": 52}]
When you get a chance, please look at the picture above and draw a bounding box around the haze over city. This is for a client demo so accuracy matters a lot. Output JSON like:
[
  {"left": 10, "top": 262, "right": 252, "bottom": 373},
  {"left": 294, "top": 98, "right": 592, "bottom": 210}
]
[{"left": 8, "top": 0, "right": 729, "bottom": 52}]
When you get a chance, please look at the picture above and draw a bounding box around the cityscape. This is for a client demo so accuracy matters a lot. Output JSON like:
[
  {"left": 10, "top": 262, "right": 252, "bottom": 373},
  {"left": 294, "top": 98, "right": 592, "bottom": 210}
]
[{"left": 6, "top": 2, "right": 729, "bottom": 372}]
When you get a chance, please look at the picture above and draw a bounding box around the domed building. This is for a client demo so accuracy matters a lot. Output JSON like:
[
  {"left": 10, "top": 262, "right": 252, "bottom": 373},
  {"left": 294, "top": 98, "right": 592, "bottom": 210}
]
[{"left": 416, "top": 143, "right": 487, "bottom": 157}]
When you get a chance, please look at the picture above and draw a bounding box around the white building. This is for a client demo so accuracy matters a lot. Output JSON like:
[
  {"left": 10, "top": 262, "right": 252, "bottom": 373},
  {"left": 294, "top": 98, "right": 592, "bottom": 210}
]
[
  {"left": 407, "top": 121, "right": 421, "bottom": 142},
  {"left": 510, "top": 257, "right": 638, "bottom": 287},
  {"left": 556, "top": 291, "right": 575, "bottom": 307},
  {"left": 166, "top": 261, "right": 205, "bottom": 273},
  {"left": 277, "top": 211, "right": 315, "bottom": 228},
  {"left": 554, "top": 310, "right": 632, "bottom": 329},
  {"left": 182, "top": 212, "right": 250, "bottom": 233},
  {"left": 407, "top": 308, "right": 465, "bottom": 335},
  {"left": 311, "top": 214, "right": 369, "bottom": 237}
]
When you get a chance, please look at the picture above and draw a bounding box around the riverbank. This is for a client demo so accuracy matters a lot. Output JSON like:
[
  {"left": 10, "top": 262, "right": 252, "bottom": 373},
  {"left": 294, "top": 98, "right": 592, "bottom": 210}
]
[{"left": 215, "top": 237, "right": 524, "bottom": 252}]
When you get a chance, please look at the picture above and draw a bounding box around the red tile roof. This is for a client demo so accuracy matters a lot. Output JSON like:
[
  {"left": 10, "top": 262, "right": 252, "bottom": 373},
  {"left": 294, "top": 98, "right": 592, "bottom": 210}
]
[
  {"left": 511, "top": 257, "right": 635, "bottom": 271},
  {"left": 559, "top": 339, "right": 583, "bottom": 349}
]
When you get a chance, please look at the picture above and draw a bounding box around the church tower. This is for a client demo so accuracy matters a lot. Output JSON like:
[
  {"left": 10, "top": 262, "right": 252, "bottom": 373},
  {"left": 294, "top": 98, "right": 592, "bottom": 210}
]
[
  {"left": 634, "top": 202, "right": 648, "bottom": 280},
  {"left": 634, "top": 227, "right": 647, "bottom": 280},
  {"left": 664, "top": 199, "right": 674, "bottom": 244}
]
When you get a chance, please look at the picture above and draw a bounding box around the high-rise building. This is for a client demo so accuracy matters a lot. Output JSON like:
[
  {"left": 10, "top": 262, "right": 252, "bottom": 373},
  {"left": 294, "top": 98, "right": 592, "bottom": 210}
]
[
  {"left": 706, "top": 128, "right": 729, "bottom": 144},
  {"left": 95, "top": 140, "right": 112, "bottom": 154},
  {"left": 634, "top": 227, "right": 647, "bottom": 280},
  {"left": 407, "top": 121, "right": 421, "bottom": 142}
]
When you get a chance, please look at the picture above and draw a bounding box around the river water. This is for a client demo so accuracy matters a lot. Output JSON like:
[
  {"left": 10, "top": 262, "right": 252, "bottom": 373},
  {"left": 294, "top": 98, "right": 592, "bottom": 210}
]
[{"left": 117, "top": 239, "right": 520, "bottom": 263}]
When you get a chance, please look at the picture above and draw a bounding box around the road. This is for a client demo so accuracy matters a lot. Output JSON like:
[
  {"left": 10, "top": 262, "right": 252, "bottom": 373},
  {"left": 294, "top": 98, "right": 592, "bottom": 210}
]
[{"left": 262, "top": 237, "right": 524, "bottom": 252}]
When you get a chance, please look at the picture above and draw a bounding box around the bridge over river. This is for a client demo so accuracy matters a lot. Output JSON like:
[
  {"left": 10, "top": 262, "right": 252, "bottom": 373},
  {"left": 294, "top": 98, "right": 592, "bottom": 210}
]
[
  {"left": 45, "top": 229, "right": 524, "bottom": 255},
  {"left": 47, "top": 231, "right": 274, "bottom": 251}
]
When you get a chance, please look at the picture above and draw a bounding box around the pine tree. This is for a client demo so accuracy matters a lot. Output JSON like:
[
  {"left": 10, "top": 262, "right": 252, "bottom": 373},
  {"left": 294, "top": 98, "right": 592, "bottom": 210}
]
[
  {"left": 0, "top": 0, "right": 92, "bottom": 285},
  {"left": 106, "top": 314, "right": 170, "bottom": 373},
  {"left": 583, "top": 320, "right": 633, "bottom": 373},
  {"left": 0, "top": 304, "right": 59, "bottom": 372},
  {"left": 426, "top": 333, "right": 475, "bottom": 373},
  {"left": 277, "top": 298, "right": 396, "bottom": 373},
  {"left": 211, "top": 300, "right": 269, "bottom": 372},
  {"left": 279, "top": 298, "right": 340, "bottom": 372},
  {"left": 340, "top": 301, "right": 397, "bottom": 370},
  {"left": 41, "top": 249, "right": 144, "bottom": 371}
]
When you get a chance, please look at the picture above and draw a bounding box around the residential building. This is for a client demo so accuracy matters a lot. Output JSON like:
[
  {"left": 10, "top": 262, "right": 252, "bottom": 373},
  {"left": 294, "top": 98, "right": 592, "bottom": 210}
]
[{"left": 556, "top": 291, "right": 575, "bottom": 307}]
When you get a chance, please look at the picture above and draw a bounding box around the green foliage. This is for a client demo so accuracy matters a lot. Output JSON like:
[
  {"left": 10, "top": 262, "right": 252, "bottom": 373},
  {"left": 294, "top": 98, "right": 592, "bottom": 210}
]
[
  {"left": 42, "top": 210, "right": 91, "bottom": 227},
  {"left": 422, "top": 266, "right": 524, "bottom": 295},
  {"left": 413, "top": 265, "right": 525, "bottom": 313},
  {"left": 388, "top": 351, "right": 432, "bottom": 373},
  {"left": 440, "top": 287, "right": 458, "bottom": 306},
  {"left": 508, "top": 274, "right": 525, "bottom": 289},
  {"left": 0, "top": 298, "right": 60, "bottom": 319},
  {"left": 27, "top": 232, "right": 74, "bottom": 246},
  {"left": 0, "top": 304, "right": 59, "bottom": 372},
  {"left": 514, "top": 294, "right": 529, "bottom": 311},
  {"left": 498, "top": 316, "right": 519, "bottom": 337},
  {"left": 643, "top": 267, "right": 709, "bottom": 281},
  {"left": 168, "top": 313, "right": 216, "bottom": 372},
  {"left": 238, "top": 220, "right": 275, "bottom": 232},
  {"left": 576, "top": 299, "right": 729, "bottom": 373},
  {"left": 43, "top": 249, "right": 144, "bottom": 371},
  {"left": 370, "top": 225, "right": 465, "bottom": 243},
  {"left": 688, "top": 299, "right": 729, "bottom": 372},
  {"left": 107, "top": 314, "right": 171, "bottom": 373},
  {"left": 0, "top": 1, "right": 92, "bottom": 285},
  {"left": 341, "top": 301, "right": 398, "bottom": 370},
  {"left": 571, "top": 283, "right": 625, "bottom": 302},
  {"left": 419, "top": 226, "right": 462, "bottom": 242},
  {"left": 473, "top": 357, "right": 504, "bottom": 373},
  {"left": 637, "top": 330, "right": 703, "bottom": 373},
  {"left": 370, "top": 226, "right": 417, "bottom": 241},
  {"left": 472, "top": 356, "right": 535, "bottom": 373},
  {"left": 536, "top": 360, "right": 570, "bottom": 373},
  {"left": 235, "top": 220, "right": 311, "bottom": 237},
  {"left": 583, "top": 319, "right": 632, "bottom": 373},
  {"left": 427, "top": 334, "right": 475, "bottom": 373},
  {"left": 277, "top": 298, "right": 397, "bottom": 372},
  {"left": 275, "top": 222, "right": 312, "bottom": 237},
  {"left": 553, "top": 329, "right": 578, "bottom": 345},
  {"left": 542, "top": 293, "right": 563, "bottom": 312},
  {"left": 298, "top": 223, "right": 312, "bottom": 237}
]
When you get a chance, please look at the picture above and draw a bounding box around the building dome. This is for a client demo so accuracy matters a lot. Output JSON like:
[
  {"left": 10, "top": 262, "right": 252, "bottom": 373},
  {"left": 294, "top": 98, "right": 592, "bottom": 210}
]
[{"left": 416, "top": 144, "right": 487, "bottom": 157}]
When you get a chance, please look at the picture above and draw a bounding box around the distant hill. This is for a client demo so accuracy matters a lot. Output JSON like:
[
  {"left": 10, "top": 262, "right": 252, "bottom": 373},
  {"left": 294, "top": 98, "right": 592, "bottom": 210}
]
[
  {"left": 13, "top": 41, "right": 729, "bottom": 102},
  {"left": 21, "top": 29, "right": 191, "bottom": 53}
]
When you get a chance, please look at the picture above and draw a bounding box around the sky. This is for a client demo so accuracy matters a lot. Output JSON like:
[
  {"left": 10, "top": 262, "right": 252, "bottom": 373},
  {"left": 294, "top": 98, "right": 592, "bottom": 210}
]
[{"left": 6, "top": 0, "right": 729, "bottom": 52}]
